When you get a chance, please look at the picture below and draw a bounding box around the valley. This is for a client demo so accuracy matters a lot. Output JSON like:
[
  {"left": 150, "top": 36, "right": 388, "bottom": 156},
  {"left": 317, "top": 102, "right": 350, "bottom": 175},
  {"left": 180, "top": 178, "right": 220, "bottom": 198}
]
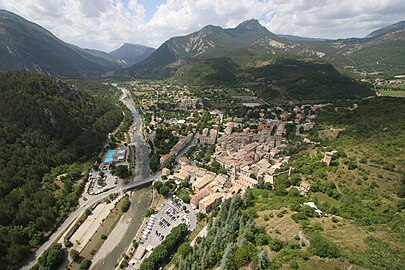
[{"left": 0, "top": 5, "right": 404, "bottom": 270}]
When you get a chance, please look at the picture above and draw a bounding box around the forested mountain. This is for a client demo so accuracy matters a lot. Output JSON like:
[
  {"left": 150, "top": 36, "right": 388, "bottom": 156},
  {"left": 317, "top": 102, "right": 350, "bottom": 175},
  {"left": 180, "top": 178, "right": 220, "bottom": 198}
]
[
  {"left": 0, "top": 10, "right": 119, "bottom": 78},
  {"left": 83, "top": 43, "right": 155, "bottom": 67},
  {"left": 0, "top": 72, "right": 123, "bottom": 269},
  {"left": 172, "top": 58, "right": 373, "bottom": 101}
]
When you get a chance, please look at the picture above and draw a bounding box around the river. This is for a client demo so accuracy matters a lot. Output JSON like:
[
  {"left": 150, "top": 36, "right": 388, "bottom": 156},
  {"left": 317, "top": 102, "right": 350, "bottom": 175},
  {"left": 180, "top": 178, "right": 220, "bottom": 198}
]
[{"left": 91, "top": 87, "right": 151, "bottom": 270}]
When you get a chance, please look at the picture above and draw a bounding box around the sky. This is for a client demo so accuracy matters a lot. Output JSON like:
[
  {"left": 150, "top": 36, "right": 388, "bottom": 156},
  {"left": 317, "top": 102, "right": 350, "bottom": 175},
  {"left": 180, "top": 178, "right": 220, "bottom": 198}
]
[{"left": 0, "top": 0, "right": 404, "bottom": 52}]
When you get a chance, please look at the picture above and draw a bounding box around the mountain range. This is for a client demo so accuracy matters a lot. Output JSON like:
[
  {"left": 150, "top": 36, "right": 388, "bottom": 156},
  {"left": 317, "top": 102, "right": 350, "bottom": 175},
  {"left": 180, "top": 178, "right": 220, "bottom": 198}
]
[
  {"left": 82, "top": 43, "right": 155, "bottom": 67},
  {"left": 0, "top": 9, "right": 404, "bottom": 81},
  {"left": 0, "top": 10, "right": 154, "bottom": 77},
  {"left": 124, "top": 18, "right": 405, "bottom": 79}
]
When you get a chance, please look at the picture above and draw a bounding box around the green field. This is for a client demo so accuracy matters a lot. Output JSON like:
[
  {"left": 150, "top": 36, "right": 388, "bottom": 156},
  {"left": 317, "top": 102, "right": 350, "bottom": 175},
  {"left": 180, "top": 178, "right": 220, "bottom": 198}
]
[{"left": 379, "top": 90, "right": 405, "bottom": 97}]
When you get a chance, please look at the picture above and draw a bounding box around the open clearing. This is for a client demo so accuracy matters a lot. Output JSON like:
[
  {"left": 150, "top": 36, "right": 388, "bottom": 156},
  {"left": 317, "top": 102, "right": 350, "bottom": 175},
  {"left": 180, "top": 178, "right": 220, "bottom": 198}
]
[{"left": 378, "top": 90, "right": 405, "bottom": 97}]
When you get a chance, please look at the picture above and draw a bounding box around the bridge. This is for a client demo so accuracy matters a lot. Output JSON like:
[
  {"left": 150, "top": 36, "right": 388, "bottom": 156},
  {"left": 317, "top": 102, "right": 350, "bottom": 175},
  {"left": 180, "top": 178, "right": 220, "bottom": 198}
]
[{"left": 122, "top": 172, "right": 161, "bottom": 191}]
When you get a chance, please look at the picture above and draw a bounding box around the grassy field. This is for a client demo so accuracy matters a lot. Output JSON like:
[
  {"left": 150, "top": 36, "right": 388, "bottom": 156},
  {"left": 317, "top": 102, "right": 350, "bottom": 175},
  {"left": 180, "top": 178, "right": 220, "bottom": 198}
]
[{"left": 379, "top": 89, "right": 405, "bottom": 97}]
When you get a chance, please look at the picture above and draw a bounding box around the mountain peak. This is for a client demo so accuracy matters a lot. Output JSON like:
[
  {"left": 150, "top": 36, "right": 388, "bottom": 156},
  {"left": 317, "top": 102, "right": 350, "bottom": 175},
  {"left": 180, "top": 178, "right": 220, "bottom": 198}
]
[
  {"left": 235, "top": 19, "right": 265, "bottom": 31},
  {"left": 200, "top": 24, "right": 224, "bottom": 34}
]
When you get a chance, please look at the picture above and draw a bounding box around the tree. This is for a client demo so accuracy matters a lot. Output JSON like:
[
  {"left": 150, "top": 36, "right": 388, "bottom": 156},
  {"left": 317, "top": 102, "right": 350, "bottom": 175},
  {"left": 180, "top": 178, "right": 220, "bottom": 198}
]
[
  {"left": 79, "top": 259, "right": 92, "bottom": 270},
  {"left": 153, "top": 181, "right": 163, "bottom": 191},
  {"left": 121, "top": 195, "right": 131, "bottom": 212},
  {"left": 254, "top": 250, "right": 270, "bottom": 270},
  {"left": 220, "top": 243, "right": 236, "bottom": 270},
  {"left": 33, "top": 244, "right": 65, "bottom": 270},
  {"left": 269, "top": 239, "right": 284, "bottom": 252},
  {"left": 310, "top": 233, "right": 340, "bottom": 258},
  {"left": 288, "top": 187, "right": 300, "bottom": 197},
  {"left": 243, "top": 189, "right": 254, "bottom": 208},
  {"left": 159, "top": 185, "right": 170, "bottom": 196},
  {"left": 70, "top": 249, "right": 79, "bottom": 262},
  {"left": 113, "top": 165, "right": 130, "bottom": 178}
]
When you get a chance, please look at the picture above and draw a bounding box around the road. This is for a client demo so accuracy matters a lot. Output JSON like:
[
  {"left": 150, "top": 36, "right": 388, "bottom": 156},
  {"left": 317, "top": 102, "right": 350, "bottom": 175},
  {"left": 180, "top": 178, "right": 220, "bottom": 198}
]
[{"left": 21, "top": 86, "right": 154, "bottom": 270}]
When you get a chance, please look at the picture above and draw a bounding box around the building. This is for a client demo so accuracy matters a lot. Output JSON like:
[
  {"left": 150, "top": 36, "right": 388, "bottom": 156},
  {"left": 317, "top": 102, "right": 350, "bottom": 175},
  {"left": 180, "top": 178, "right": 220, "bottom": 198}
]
[
  {"left": 257, "top": 123, "right": 275, "bottom": 132},
  {"left": 173, "top": 170, "right": 190, "bottom": 183},
  {"left": 323, "top": 151, "right": 337, "bottom": 166},
  {"left": 171, "top": 133, "right": 193, "bottom": 156},
  {"left": 236, "top": 174, "right": 258, "bottom": 189},
  {"left": 178, "top": 156, "right": 190, "bottom": 166},
  {"left": 224, "top": 122, "right": 234, "bottom": 135},
  {"left": 304, "top": 202, "right": 323, "bottom": 216},
  {"left": 200, "top": 129, "right": 218, "bottom": 145},
  {"left": 299, "top": 181, "right": 310, "bottom": 194},
  {"left": 192, "top": 174, "right": 216, "bottom": 192},
  {"left": 199, "top": 193, "right": 224, "bottom": 214},
  {"left": 190, "top": 188, "right": 213, "bottom": 209}
]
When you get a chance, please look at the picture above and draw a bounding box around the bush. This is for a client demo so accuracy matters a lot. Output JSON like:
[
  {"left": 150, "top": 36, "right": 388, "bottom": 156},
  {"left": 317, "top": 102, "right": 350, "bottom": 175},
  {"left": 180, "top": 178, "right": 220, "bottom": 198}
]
[
  {"left": 159, "top": 185, "right": 170, "bottom": 196},
  {"left": 79, "top": 259, "right": 92, "bottom": 270},
  {"left": 70, "top": 249, "right": 79, "bottom": 261},
  {"left": 310, "top": 234, "right": 340, "bottom": 258},
  {"left": 145, "top": 208, "right": 155, "bottom": 217},
  {"left": 121, "top": 195, "right": 131, "bottom": 212},
  {"left": 269, "top": 239, "right": 284, "bottom": 252},
  {"left": 153, "top": 181, "right": 163, "bottom": 191}
]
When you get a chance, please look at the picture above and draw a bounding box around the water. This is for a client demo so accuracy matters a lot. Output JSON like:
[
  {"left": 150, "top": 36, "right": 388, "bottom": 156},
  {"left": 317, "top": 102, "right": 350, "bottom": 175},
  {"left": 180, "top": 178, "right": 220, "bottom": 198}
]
[
  {"left": 104, "top": 150, "right": 115, "bottom": 163},
  {"left": 92, "top": 187, "right": 151, "bottom": 270},
  {"left": 92, "top": 87, "right": 151, "bottom": 269}
]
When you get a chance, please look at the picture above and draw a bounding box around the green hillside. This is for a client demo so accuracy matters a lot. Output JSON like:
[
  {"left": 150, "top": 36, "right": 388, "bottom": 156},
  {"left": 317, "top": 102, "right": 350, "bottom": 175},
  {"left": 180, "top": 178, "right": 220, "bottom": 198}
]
[
  {"left": 0, "top": 72, "right": 123, "bottom": 269},
  {"left": 347, "top": 40, "right": 405, "bottom": 76},
  {"left": 172, "top": 58, "right": 373, "bottom": 101},
  {"left": 172, "top": 57, "right": 238, "bottom": 86},
  {"left": 169, "top": 98, "right": 405, "bottom": 270}
]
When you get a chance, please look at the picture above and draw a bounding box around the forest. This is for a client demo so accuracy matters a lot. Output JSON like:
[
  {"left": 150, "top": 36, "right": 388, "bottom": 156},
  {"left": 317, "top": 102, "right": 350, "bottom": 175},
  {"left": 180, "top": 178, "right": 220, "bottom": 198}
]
[{"left": 0, "top": 72, "right": 123, "bottom": 269}]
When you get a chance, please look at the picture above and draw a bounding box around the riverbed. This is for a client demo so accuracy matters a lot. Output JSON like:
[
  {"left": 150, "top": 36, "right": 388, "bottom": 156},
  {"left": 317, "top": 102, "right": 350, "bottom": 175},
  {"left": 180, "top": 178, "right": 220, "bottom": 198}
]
[{"left": 91, "top": 87, "right": 151, "bottom": 269}]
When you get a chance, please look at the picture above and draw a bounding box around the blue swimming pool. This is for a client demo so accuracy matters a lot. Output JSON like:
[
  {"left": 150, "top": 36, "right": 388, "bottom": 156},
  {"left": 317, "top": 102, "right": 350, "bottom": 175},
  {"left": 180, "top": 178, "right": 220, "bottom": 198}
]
[{"left": 104, "top": 150, "right": 115, "bottom": 163}]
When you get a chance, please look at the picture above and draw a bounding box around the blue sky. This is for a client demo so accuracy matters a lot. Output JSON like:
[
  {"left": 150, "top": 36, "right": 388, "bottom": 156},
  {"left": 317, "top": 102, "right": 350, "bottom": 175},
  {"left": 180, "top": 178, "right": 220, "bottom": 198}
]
[
  {"left": 0, "top": 0, "right": 404, "bottom": 51},
  {"left": 138, "top": 0, "right": 160, "bottom": 20}
]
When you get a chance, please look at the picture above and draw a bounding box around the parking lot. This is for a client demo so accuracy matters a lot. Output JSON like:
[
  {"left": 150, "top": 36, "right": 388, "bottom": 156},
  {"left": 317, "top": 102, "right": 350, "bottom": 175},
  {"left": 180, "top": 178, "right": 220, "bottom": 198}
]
[
  {"left": 140, "top": 198, "right": 197, "bottom": 248},
  {"left": 87, "top": 167, "right": 118, "bottom": 195}
]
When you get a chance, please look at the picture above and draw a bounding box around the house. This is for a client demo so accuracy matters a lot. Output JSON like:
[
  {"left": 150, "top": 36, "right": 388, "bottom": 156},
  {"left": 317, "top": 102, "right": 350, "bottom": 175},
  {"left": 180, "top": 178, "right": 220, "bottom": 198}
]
[
  {"left": 257, "top": 123, "right": 274, "bottom": 132},
  {"left": 192, "top": 174, "right": 216, "bottom": 192},
  {"left": 302, "top": 122, "right": 315, "bottom": 131},
  {"left": 236, "top": 174, "right": 258, "bottom": 189},
  {"left": 299, "top": 181, "right": 310, "bottom": 194},
  {"left": 323, "top": 151, "right": 337, "bottom": 166},
  {"left": 190, "top": 188, "right": 213, "bottom": 209},
  {"left": 173, "top": 170, "right": 190, "bottom": 183},
  {"left": 179, "top": 156, "right": 190, "bottom": 166},
  {"left": 199, "top": 193, "right": 224, "bottom": 214},
  {"left": 224, "top": 122, "right": 234, "bottom": 135}
]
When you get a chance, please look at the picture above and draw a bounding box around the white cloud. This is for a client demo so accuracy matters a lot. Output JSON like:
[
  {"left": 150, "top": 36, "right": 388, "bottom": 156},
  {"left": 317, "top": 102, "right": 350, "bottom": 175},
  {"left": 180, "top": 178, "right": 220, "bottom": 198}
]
[{"left": 0, "top": 0, "right": 403, "bottom": 51}]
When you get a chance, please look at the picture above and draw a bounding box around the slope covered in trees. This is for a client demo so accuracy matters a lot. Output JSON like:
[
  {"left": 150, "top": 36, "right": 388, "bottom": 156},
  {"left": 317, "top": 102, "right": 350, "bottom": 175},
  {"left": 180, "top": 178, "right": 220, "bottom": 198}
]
[{"left": 0, "top": 72, "right": 123, "bottom": 269}]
